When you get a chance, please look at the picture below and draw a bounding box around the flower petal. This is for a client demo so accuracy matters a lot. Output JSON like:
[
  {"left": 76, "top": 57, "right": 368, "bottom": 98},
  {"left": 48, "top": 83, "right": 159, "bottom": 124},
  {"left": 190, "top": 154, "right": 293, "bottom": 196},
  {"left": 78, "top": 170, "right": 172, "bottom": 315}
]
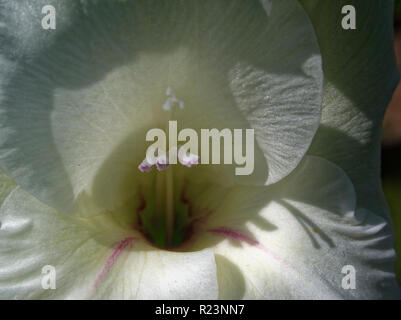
[
  {"left": 300, "top": 0, "right": 399, "bottom": 216},
  {"left": 0, "top": 169, "right": 15, "bottom": 205},
  {"left": 193, "top": 156, "right": 399, "bottom": 299},
  {"left": 0, "top": 188, "right": 218, "bottom": 299},
  {"left": 0, "top": 0, "right": 322, "bottom": 213}
]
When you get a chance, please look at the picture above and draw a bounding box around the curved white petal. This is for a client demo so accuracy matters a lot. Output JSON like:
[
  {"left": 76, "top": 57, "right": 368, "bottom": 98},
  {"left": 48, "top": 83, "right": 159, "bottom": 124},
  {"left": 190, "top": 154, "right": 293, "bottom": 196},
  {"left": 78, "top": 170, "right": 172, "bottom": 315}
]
[
  {"left": 193, "top": 156, "right": 399, "bottom": 299},
  {"left": 300, "top": 0, "right": 399, "bottom": 216},
  {"left": 0, "top": 188, "right": 218, "bottom": 299},
  {"left": 0, "top": 0, "right": 322, "bottom": 213}
]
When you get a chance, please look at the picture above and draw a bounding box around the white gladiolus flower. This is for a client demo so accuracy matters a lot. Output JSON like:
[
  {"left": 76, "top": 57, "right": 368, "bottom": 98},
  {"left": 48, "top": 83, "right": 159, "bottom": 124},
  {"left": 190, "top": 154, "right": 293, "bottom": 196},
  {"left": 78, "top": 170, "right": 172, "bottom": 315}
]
[{"left": 0, "top": 0, "right": 399, "bottom": 299}]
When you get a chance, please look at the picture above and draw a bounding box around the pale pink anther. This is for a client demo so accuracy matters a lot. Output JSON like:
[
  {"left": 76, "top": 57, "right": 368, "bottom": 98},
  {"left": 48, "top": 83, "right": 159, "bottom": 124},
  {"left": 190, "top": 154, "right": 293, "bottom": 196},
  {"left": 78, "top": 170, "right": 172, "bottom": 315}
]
[
  {"left": 138, "top": 158, "right": 154, "bottom": 172},
  {"left": 156, "top": 154, "right": 169, "bottom": 171},
  {"left": 179, "top": 151, "right": 200, "bottom": 168}
]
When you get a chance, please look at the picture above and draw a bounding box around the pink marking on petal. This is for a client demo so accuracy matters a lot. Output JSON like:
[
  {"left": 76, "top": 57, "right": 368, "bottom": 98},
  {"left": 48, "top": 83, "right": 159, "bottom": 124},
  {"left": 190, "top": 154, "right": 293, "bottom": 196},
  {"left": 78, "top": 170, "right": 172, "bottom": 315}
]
[
  {"left": 208, "top": 227, "right": 287, "bottom": 266},
  {"left": 94, "top": 237, "right": 136, "bottom": 289}
]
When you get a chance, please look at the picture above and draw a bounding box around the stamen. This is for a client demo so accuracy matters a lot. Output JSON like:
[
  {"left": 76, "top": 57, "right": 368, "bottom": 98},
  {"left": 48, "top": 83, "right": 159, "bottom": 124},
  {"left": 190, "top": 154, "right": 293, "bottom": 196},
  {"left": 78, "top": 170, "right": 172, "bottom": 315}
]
[
  {"left": 137, "top": 87, "right": 190, "bottom": 247},
  {"left": 154, "top": 169, "right": 165, "bottom": 221},
  {"left": 162, "top": 87, "right": 185, "bottom": 111},
  {"left": 165, "top": 166, "right": 174, "bottom": 247},
  {"left": 155, "top": 154, "right": 169, "bottom": 171}
]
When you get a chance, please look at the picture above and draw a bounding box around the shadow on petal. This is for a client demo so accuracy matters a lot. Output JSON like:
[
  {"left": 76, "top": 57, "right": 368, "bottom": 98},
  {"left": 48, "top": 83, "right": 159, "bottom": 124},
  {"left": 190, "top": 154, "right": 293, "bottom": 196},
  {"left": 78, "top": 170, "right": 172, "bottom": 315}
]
[{"left": 215, "top": 254, "right": 246, "bottom": 300}]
